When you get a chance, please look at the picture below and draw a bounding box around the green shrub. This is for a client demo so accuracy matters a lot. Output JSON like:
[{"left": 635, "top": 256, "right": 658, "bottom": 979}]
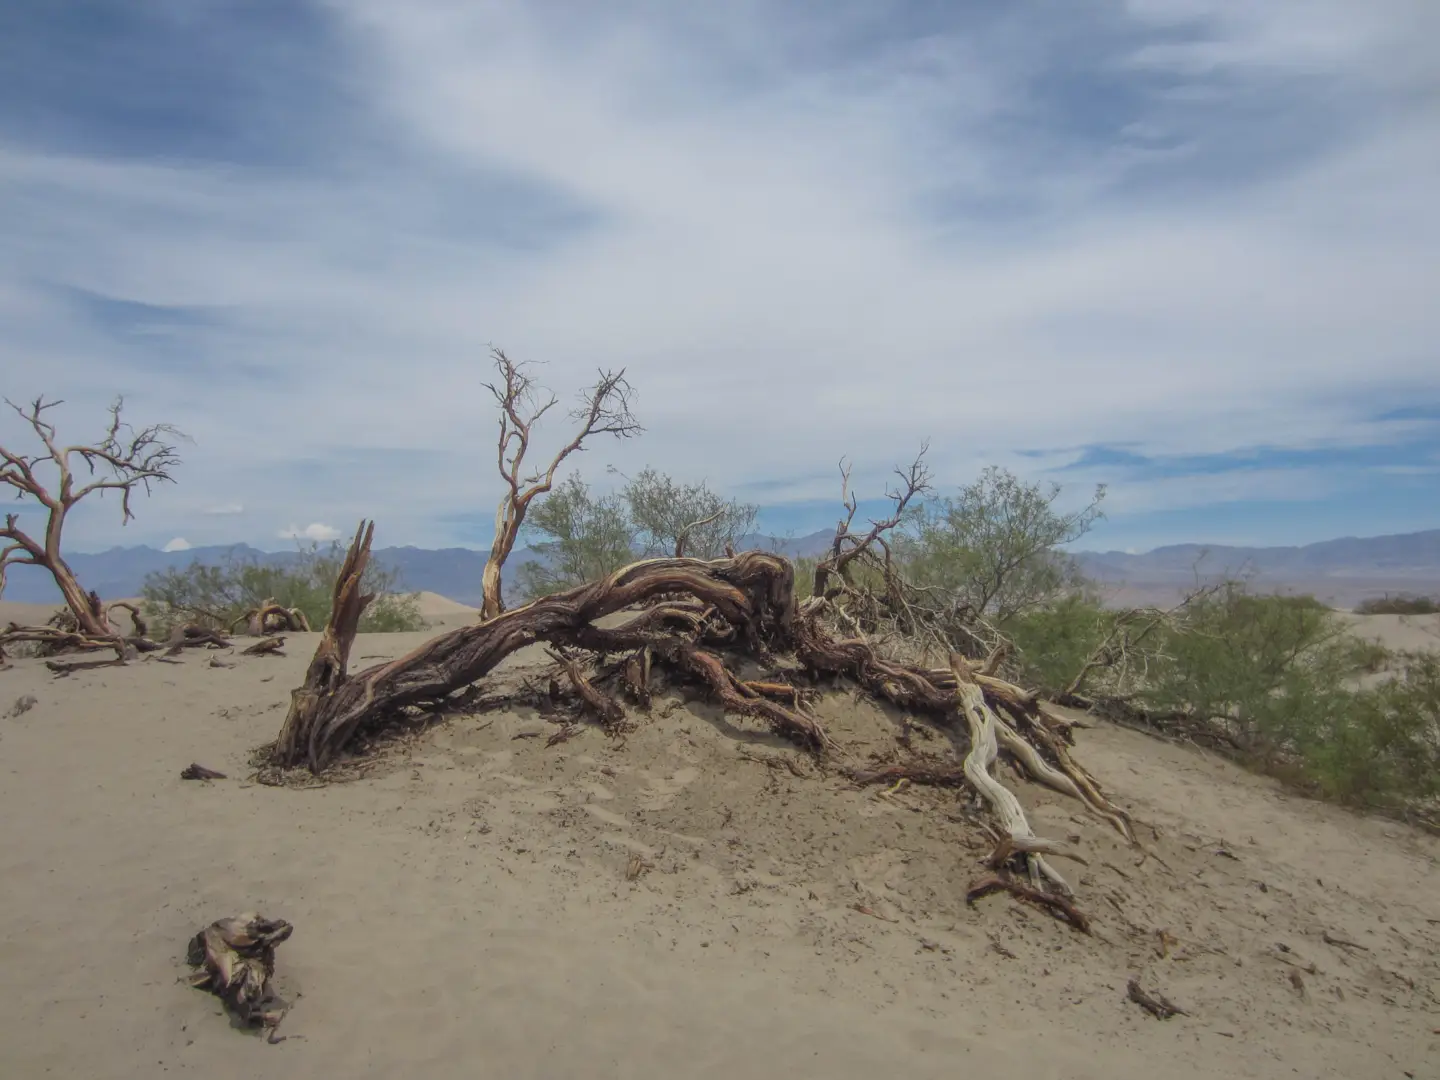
[
  {"left": 1114, "top": 584, "right": 1437, "bottom": 812},
  {"left": 901, "top": 467, "right": 1104, "bottom": 623},
  {"left": 517, "top": 468, "right": 759, "bottom": 600},
  {"left": 1355, "top": 594, "right": 1440, "bottom": 616},
  {"left": 1288, "top": 652, "right": 1440, "bottom": 809},
  {"left": 1006, "top": 593, "right": 1115, "bottom": 696},
  {"left": 1138, "top": 584, "right": 1348, "bottom": 746},
  {"left": 141, "top": 543, "right": 424, "bottom": 635},
  {"left": 516, "top": 472, "right": 637, "bottom": 598}
]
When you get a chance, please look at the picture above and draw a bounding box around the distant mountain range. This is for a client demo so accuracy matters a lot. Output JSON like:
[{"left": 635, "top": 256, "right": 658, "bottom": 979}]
[
  {"left": 0, "top": 530, "right": 840, "bottom": 608},
  {"left": 2, "top": 528, "right": 1436, "bottom": 610},
  {"left": 1073, "top": 529, "right": 1440, "bottom": 608}
]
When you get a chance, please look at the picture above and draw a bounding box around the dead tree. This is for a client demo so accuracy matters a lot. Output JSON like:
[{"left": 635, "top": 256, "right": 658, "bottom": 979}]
[
  {"left": 1, "top": 396, "right": 183, "bottom": 651},
  {"left": 811, "top": 444, "right": 931, "bottom": 602},
  {"left": 479, "top": 349, "right": 640, "bottom": 621},
  {"left": 272, "top": 520, "right": 1134, "bottom": 926}
]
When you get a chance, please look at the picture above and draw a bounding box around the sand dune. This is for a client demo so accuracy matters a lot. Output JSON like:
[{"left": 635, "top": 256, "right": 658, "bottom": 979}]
[
  {"left": 1, "top": 630, "right": 1436, "bottom": 1079},
  {"left": 412, "top": 590, "right": 478, "bottom": 618},
  {"left": 1341, "top": 612, "right": 1440, "bottom": 654}
]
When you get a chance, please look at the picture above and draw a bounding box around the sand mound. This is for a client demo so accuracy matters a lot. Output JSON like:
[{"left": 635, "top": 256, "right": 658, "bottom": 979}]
[
  {"left": 411, "top": 590, "right": 477, "bottom": 617},
  {"left": 1340, "top": 612, "right": 1440, "bottom": 654},
  {"left": 0, "top": 633, "right": 1436, "bottom": 1077}
]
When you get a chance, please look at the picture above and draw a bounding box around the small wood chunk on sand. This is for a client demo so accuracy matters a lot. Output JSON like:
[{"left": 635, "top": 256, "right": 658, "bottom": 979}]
[{"left": 186, "top": 913, "right": 293, "bottom": 1038}]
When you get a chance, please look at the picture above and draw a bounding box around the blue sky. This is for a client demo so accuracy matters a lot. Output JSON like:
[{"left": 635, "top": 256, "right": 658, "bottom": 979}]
[{"left": 1, "top": 0, "right": 1437, "bottom": 557}]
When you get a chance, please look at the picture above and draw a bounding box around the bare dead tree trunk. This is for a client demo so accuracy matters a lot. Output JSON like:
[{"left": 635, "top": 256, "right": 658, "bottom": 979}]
[
  {"left": 276, "top": 524, "right": 797, "bottom": 770},
  {"left": 1, "top": 396, "right": 183, "bottom": 655},
  {"left": 275, "top": 521, "right": 377, "bottom": 766},
  {"left": 478, "top": 349, "right": 641, "bottom": 621}
]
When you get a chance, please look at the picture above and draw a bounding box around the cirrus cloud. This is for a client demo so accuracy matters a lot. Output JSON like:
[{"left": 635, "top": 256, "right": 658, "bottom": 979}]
[{"left": 0, "top": 0, "right": 1436, "bottom": 554}]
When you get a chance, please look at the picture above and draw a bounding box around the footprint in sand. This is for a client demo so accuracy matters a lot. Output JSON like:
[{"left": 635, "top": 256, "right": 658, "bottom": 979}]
[{"left": 637, "top": 766, "right": 701, "bottom": 810}]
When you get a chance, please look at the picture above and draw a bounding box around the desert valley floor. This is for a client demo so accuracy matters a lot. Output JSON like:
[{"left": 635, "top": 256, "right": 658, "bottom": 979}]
[{"left": 1, "top": 598, "right": 1437, "bottom": 1079}]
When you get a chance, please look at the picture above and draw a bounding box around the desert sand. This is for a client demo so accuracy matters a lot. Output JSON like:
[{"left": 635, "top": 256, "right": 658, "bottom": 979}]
[{"left": 1, "top": 608, "right": 1438, "bottom": 1079}]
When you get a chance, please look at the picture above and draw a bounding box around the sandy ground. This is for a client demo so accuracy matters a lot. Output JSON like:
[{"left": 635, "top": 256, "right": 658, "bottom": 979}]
[
  {"left": 1, "top": 620, "right": 1437, "bottom": 1080},
  {"left": 1338, "top": 612, "right": 1440, "bottom": 654}
]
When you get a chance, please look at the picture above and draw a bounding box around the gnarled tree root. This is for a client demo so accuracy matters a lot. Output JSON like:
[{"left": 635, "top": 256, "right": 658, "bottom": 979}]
[
  {"left": 953, "top": 656, "right": 1077, "bottom": 894},
  {"left": 270, "top": 522, "right": 1132, "bottom": 921},
  {"left": 966, "top": 875, "right": 1092, "bottom": 934}
]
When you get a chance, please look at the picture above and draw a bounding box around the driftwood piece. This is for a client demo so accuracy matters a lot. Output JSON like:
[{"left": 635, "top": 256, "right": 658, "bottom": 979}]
[
  {"left": 186, "top": 913, "right": 292, "bottom": 1036},
  {"left": 181, "top": 763, "right": 227, "bottom": 780},
  {"left": 106, "top": 600, "right": 147, "bottom": 638},
  {"left": 243, "top": 601, "right": 311, "bottom": 636},
  {"left": 165, "top": 625, "right": 233, "bottom": 656},
  {"left": 242, "top": 637, "right": 286, "bottom": 657},
  {"left": 1126, "top": 977, "right": 1186, "bottom": 1019},
  {"left": 46, "top": 656, "right": 127, "bottom": 676}
]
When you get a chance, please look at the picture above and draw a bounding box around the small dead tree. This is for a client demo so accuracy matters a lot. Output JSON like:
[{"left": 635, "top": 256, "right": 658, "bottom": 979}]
[
  {"left": 479, "top": 349, "right": 640, "bottom": 620},
  {"left": 1, "top": 396, "right": 183, "bottom": 645}
]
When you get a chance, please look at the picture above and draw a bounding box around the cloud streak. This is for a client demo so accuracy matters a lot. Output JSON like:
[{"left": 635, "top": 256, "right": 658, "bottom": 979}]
[{"left": 0, "top": 1, "right": 1435, "bottom": 552}]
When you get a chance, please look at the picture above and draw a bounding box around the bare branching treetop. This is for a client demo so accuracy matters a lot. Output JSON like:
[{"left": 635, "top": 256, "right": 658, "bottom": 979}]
[
  {"left": 480, "top": 348, "right": 641, "bottom": 620},
  {"left": 811, "top": 441, "right": 933, "bottom": 601},
  {"left": 1, "top": 395, "right": 185, "bottom": 639}
]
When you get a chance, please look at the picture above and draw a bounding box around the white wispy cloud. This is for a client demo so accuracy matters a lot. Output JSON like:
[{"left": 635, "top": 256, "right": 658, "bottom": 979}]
[
  {"left": 278, "top": 523, "right": 342, "bottom": 542},
  {"left": 0, "top": 1, "right": 1435, "bottom": 551}
]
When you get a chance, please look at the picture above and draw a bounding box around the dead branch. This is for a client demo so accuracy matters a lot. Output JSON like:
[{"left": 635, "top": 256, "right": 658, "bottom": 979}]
[
  {"left": 966, "top": 875, "right": 1092, "bottom": 934},
  {"left": 812, "top": 443, "right": 931, "bottom": 601},
  {"left": 1059, "top": 580, "right": 1225, "bottom": 704},
  {"left": 106, "top": 600, "right": 147, "bottom": 638},
  {"left": 181, "top": 763, "right": 228, "bottom": 780},
  {"left": 847, "top": 761, "right": 968, "bottom": 787},
  {"left": 46, "top": 656, "right": 127, "bottom": 676},
  {"left": 241, "top": 600, "right": 310, "bottom": 636},
  {"left": 164, "top": 625, "right": 233, "bottom": 655},
  {"left": 1126, "top": 977, "right": 1186, "bottom": 1019},
  {"left": 546, "top": 648, "right": 628, "bottom": 731},
  {"left": 479, "top": 349, "right": 641, "bottom": 620},
  {"left": 674, "top": 509, "right": 724, "bottom": 558},
  {"left": 620, "top": 646, "right": 652, "bottom": 708},
  {"left": 242, "top": 637, "right": 286, "bottom": 657},
  {"left": 1, "top": 396, "right": 184, "bottom": 651}
]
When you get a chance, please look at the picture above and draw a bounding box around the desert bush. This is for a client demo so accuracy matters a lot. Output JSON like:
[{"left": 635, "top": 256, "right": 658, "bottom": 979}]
[
  {"left": 900, "top": 467, "right": 1105, "bottom": 623},
  {"left": 1138, "top": 585, "right": 1349, "bottom": 746},
  {"left": 1355, "top": 594, "right": 1440, "bottom": 616},
  {"left": 516, "top": 473, "right": 636, "bottom": 597},
  {"left": 1005, "top": 592, "right": 1116, "bottom": 695},
  {"left": 1284, "top": 651, "right": 1440, "bottom": 810},
  {"left": 142, "top": 543, "right": 424, "bottom": 635},
  {"left": 1101, "top": 584, "right": 1438, "bottom": 812},
  {"left": 517, "top": 468, "right": 758, "bottom": 599},
  {"left": 624, "top": 467, "right": 757, "bottom": 559}
]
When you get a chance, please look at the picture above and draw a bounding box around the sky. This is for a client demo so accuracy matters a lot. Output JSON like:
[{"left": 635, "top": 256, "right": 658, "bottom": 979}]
[{"left": 1, "top": 0, "right": 1437, "bottom": 557}]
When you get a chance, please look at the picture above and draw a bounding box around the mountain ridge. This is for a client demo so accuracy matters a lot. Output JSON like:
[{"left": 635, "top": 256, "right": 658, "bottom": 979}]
[{"left": 2, "top": 529, "right": 1436, "bottom": 608}]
